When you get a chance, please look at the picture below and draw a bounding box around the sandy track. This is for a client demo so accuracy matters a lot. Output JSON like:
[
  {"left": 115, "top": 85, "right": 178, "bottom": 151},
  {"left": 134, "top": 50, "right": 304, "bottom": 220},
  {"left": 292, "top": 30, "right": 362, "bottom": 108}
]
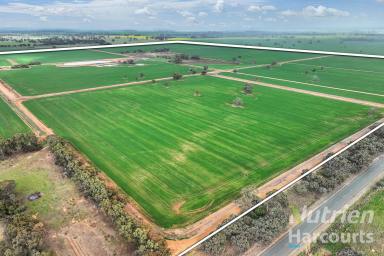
[
  {"left": 91, "top": 49, "right": 129, "bottom": 57},
  {"left": 235, "top": 71, "right": 384, "bottom": 98},
  {"left": 230, "top": 55, "right": 330, "bottom": 72},
  {"left": 212, "top": 74, "right": 384, "bottom": 108},
  {"left": 0, "top": 80, "right": 53, "bottom": 136}
]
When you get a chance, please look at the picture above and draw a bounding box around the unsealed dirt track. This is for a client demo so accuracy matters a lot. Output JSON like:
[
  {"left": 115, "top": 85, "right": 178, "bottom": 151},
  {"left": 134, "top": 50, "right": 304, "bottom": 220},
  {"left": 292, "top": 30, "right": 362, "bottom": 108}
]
[
  {"left": 211, "top": 74, "right": 384, "bottom": 108},
  {"left": 0, "top": 80, "right": 53, "bottom": 136}
]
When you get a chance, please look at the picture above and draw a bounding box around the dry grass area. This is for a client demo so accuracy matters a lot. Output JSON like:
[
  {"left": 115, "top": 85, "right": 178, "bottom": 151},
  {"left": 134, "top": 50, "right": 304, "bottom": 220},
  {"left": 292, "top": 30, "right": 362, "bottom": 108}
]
[{"left": 0, "top": 148, "right": 132, "bottom": 256}]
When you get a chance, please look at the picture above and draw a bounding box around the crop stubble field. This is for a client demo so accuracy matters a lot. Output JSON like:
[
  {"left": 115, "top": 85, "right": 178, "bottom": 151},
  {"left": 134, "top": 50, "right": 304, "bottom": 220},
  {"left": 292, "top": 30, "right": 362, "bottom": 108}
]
[{"left": 1, "top": 43, "right": 383, "bottom": 228}]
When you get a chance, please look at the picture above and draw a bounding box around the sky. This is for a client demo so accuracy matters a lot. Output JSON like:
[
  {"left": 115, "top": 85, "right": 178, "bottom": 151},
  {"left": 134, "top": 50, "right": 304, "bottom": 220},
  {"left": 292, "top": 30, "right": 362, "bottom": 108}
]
[{"left": 0, "top": 0, "right": 383, "bottom": 32}]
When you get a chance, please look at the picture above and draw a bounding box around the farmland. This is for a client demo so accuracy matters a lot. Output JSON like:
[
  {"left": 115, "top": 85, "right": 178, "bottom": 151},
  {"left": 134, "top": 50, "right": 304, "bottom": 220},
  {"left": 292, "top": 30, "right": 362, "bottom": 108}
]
[
  {"left": 222, "top": 55, "right": 384, "bottom": 104},
  {"left": 0, "top": 98, "right": 29, "bottom": 138},
  {"left": 24, "top": 76, "right": 380, "bottom": 227},
  {"left": 0, "top": 42, "right": 383, "bottom": 231},
  {"left": 0, "top": 49, "right": 117, "bottom": 65},
  {"left": 193, "top": 34, "right": 384, "bottom": 55},
  {"left": 0, "top": 61, "right": 199, "bottom": 96},
  {"left": 102, "top": 43, "right": 317, "bottom": 69}
]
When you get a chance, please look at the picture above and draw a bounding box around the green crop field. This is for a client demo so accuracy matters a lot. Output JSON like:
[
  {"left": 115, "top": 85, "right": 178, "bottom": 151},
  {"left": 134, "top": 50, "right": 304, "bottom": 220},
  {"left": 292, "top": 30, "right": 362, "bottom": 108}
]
[
  {"left": 192, "top": 35, "right": 384, "bottom": 55},
  {"left": 295, "top": 55, "right": 384, "bottom": 73},
  {"left": 0, "top": 98, "right": 29, "bottom": 138},
  {"left": 0, "top": 49, "right": 117, "bottom": 66},
  {"left": 227, "top": 58, "right": 384, "bottom": 102},
  {"left": 221, "top": 72, "right": 384, "bottom": 104},
  {"left": 0, "top": 61, "right": 199, "bottom": 96},
  {"left": 0, "top": 59, "right": 10, "bottom": 66},
  {"left": 24, "top": 76, "right": 380, "bottom": 228},
  {"left": 101, "top": 43, "right": 317, "bottom": 69}
]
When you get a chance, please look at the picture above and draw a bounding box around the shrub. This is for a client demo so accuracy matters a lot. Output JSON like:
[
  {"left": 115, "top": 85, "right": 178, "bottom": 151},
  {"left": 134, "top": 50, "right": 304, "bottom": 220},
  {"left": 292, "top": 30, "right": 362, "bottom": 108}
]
[
  {"left": 0, "top": 133, "right": 41, "bottom": 160},
  {"left": 0, "top": 180, "right": 48, "bottom": 256}
]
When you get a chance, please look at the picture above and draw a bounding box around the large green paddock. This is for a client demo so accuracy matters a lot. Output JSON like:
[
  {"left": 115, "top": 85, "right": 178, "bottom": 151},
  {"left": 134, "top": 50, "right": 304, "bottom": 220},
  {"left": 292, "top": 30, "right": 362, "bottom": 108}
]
[
  {"left": 0, "top": 61, "right": 199, "bottom": 96},
  {"left": 101, "top": 43, "right": 317, "bottom": 69},
  {"left": 222, "top": 72, "right": 384, "bottom": 104},
  {"left": 0, "top": 98, "right": 29, "bottom": 138},
  {"left": 25, "top": 76, "right": 381, "bottom": 228},
  {"left": 0, "top": 49, "right": 117, "bottom": 66},
  {"left": 229, "top": 58, "right": 384, "bottom": 103}
]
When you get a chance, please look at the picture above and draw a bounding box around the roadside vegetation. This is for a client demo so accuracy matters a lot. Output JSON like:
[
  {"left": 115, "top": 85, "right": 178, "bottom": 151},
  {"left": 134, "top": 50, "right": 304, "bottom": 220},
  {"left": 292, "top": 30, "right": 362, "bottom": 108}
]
[{"left": 198, "top": 126, "right": 384, "bottom": 255}]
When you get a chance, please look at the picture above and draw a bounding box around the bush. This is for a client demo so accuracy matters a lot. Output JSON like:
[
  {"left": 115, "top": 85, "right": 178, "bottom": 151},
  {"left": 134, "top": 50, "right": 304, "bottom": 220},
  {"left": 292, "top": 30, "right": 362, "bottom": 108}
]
[
  {"left": 199, "top": 193, "right": 289, "bottom": 254},
  {"left": 295, "top": 127, "right": 384, "bottom": 196},
  {"left": 47, "top": 136, "right": 169, "bottom": 256},
  {"left": 172, "top": 72, "right": 183, "bottom": 80},
  {"left": 0, "top": 180, "right": 48, "bottom": 256},
  {"left": 0, "top": 133, "right": 41, "bottom": 160}
]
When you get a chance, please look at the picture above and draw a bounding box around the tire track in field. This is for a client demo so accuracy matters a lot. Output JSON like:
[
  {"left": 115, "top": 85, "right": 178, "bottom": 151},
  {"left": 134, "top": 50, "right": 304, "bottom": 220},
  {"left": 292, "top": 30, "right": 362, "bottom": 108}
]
[{"left": 211, "top": 73, "right": 384, "bottom": 108}]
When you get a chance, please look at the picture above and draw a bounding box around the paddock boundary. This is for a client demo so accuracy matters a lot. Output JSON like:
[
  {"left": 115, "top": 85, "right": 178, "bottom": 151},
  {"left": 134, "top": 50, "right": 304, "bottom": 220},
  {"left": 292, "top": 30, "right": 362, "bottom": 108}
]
[
  {"left": 1, "top": 40, "right": 384, "bottom": 60},
  {"left": 178, "top": 121, "right": 384, "bottom": 255}
]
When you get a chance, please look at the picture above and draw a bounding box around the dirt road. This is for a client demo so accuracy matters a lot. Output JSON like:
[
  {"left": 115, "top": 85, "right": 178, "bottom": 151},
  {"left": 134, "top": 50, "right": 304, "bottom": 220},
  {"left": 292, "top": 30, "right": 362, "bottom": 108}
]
[
  {"left": 0, "top": 80, "right": 53, "bottom": 136},
  {"left": 211, "top": 74, "right": 384, "bottom": 108},
  {"left": 236, "top": 71, "right": 384, "bottom": 98},
  {"left": 21, "top": 74, "right": 199, "bottom": 101}
]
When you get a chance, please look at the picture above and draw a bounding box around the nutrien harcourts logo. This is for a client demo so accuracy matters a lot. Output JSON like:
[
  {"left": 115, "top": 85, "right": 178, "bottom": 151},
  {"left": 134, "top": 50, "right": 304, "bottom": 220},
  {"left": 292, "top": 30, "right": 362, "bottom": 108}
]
[{"left": 288, "top": 207, "right": 374, "bottom": 248}]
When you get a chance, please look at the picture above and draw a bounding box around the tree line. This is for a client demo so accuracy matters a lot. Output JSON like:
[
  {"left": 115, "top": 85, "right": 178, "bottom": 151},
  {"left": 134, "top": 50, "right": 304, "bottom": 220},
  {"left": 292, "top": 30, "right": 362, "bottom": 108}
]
[{"left": 47, "top": 136, "right": 169, "bottom": 256}]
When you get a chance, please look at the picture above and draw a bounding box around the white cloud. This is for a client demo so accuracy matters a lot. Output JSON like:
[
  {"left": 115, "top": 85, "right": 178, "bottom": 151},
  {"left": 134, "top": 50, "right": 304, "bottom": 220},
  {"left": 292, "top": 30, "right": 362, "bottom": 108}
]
[
  {"left": 248, "top": 5, "right": 276, "bottom": 13},
  {"left": 281, "top": 5, "right": 350, "bottom": 17},
  {"left": 377, "top": 0, "right": 384, "bottom": 3},
  {"left": 39, "top": 16, "right": 48, "bottom": 22},
  {"left": 213, "top": 0, "right": 224, "bottom": 13},
  {"left": 134, "top": 7, "right": 152, "bottom": 16}
]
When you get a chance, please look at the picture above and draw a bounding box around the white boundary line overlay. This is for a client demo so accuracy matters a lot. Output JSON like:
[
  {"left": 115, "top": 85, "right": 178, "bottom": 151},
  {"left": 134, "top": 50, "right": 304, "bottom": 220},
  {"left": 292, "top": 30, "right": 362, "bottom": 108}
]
[
  {"left": 1, "top": 40, "right": 384, "bottom": 255},
  {"left": 1, "top": 40, "right": 384, "bottom": 59},
  {"left": 178, "top": 122, "right": 384, "bottom": 256}
]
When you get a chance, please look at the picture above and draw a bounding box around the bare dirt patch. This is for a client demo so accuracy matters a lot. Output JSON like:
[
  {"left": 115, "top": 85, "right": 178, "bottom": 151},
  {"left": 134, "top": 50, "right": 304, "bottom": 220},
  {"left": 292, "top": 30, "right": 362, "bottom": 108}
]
[{"left": 172, "top": 200, "right": 186, "bottom": 215}]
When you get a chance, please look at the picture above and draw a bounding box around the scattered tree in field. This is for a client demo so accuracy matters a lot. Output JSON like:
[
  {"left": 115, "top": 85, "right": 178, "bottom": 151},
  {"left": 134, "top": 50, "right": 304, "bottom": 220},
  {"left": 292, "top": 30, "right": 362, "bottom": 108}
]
[
  {"left": 139, "top": 72, "right": 145, "bottom": 78},
  {"left": 173, "top": 73, "right": 183, "bottom": 80},
  {"left": 243, "top": 83, "right": 253, "bottom": 95},
  {"left": 233, "top": 69, "right": 238, "bottom": 73},
  {"left": 190, "top": 55, "right": 200, "bottom": 60},
  {"left": 271, "top": 61, "right": 278, "bottom": 66},
  {"left": 194, "top": 90, "right": 201, "bottom": 97},
  {"left": 121, "top": 59, "right": 135, "bottom": 65},
  {"left": 201, "top": 66, "right": 209, "bottom": 75},
  {"left": 152, "top": 79, "right": 156, "bottom": 83},
  {"left": 173, "top": 55, "right": 183, "bottom": 64},
  {"left": 189, "top": 68, "right": 197, "bottom": 74},
  {"left": 232, "top": 97, "right": 244, "bottom": 107}
]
